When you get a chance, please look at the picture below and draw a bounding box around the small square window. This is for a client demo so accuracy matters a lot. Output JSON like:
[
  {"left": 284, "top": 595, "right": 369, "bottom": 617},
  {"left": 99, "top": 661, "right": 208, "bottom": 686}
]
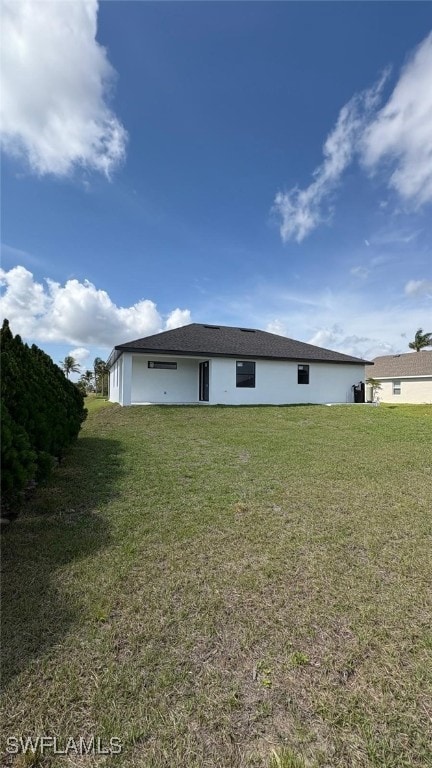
[
  {"left": 298, "top": 364, "right": 309, "bottom": 384},
  {"left": 393, "top": 380, "right": 401, "bottom": 395},
  {"left": 236, "top": 361, "right": 255, "bottom": 388}
]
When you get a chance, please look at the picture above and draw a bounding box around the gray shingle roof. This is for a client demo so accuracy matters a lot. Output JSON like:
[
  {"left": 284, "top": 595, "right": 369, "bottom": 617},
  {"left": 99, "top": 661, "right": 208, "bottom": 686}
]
[
  {"left": 109, "top": 324, "right": 370, "bottom": 366},
  {"left": 365, "top": 350, "right": 432, "bottom": 378}
]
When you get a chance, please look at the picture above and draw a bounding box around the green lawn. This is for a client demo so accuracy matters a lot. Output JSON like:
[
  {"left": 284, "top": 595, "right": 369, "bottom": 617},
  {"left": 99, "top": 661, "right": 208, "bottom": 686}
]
[{"left": 1, "top": 402, "right": 432, "bottom": 767}]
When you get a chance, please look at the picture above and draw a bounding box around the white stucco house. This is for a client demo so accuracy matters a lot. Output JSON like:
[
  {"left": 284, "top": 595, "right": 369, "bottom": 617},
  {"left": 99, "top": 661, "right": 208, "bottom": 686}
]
[
  {"left": 365, "top": 351, "right": 432, "bottom": 404},
  {"left": 107, "top": 323, "right": 370, "bottom": 406}
]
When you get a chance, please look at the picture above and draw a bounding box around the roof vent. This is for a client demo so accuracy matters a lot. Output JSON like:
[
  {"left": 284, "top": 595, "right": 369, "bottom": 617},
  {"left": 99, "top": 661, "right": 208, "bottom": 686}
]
[
  {"left": 204, "top": 324, "right": 220, "bottom": 330},
  {"left": 239, "top": 328, "right": 256, "bottom": 333}
]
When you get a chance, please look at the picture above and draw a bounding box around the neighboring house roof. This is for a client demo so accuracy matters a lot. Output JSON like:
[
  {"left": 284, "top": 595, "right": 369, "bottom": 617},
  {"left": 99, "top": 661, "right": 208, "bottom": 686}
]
[
  {"left": 108, "top": 323, "right": 371, "bottom": 367},
  {"left": 365, "top": 351, "right": 432, "bottom": 378}
]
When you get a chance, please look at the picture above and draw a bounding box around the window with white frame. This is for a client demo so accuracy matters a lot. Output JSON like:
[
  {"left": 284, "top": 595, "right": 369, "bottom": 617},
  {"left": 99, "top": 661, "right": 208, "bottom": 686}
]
[{"left": 393, "top": 380, "right": 401, "bottom": 395}]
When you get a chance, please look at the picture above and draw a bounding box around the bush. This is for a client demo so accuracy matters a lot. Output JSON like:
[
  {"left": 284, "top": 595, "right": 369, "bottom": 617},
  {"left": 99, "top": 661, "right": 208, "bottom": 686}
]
[{"left": 1, "top": 319, "right": 87, "bottom": 510}]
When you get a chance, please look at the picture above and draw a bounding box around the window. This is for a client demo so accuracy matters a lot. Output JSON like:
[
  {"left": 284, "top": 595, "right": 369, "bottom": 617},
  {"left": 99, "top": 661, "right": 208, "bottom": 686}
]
[
  {"left": 298, "top": 364, "right": 310, "bottom": 384},
  {"left": 236, "top": 361, "right": 255, "bottom": 388},
  {"left": 148, "top": 361, "right": 177, "bottom": 370},
  {"left": 393, "top": 380, "right": 401, "bottom": 395}
]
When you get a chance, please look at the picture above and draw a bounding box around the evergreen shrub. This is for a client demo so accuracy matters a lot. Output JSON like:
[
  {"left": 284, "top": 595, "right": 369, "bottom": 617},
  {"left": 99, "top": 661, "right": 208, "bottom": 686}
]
[{"left": 1, "top": 319, "right": 87, "bottom": 509}]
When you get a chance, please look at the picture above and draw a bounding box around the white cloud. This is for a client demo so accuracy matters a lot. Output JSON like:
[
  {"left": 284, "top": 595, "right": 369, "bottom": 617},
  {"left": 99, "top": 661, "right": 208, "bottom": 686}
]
[
  {"left": 274, "top": 32, "right": 432, "bottom": 243},
  {"left": 362, "top": 33, "right": 432, "bottom": 207},
  {"left": 216, "top": 276, "right": 430, "bottom": 361},
  {"left": 165, "top": 308, "right": 193, "bottom": 331},
  {"left": 0, "top": 266, "right": 191, "bottom": 347},
  {"left": 300, "top": 301, "right": 429, "bottom": 359},
  {"left": 405, "top": 279, "right": 432, "bottom": 298},
  {"left": 0, "top": 263, "right": 48, "bottom": 318},
  {"left": 0, "top": 0, "right": 127, "bottom": 177},
  {"left": 350, "top": 266, "right": 369, "bottom": 278},
  {"left": 265, "top": 319, "right": 289, "bottom": 336},
  {"left": 69, "top": 347, "right": 90, "bottom": 366},
  {"left": 273, "top": 72, "right": 388, "bottom": 242},
  {"left": 368, "top": 228, "right": 421, "bottom": 247},
  {"left": 307, "top": 326, "right": 394, "bottom": 360}
]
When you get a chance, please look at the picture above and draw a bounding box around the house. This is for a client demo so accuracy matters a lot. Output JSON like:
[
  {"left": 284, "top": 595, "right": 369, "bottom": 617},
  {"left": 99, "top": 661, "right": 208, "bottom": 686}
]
[
  {"left": 365, "top": 351, "right": 432, "bottom": 404},
  {"left": 107, "top": 323, "right": 371, "bottom": 406}
]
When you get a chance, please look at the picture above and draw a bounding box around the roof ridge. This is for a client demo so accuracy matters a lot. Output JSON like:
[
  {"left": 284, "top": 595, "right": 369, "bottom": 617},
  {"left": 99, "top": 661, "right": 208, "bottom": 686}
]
[
  {"left": 373, "top": 349, "right": 432, "bottom": 360},
  {"left": 107, "top": 322, "right": 372, "bottom": 369}
]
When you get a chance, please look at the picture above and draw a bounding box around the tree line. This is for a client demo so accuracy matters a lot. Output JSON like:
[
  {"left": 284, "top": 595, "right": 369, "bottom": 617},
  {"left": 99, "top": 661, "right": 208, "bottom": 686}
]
[
  {"left": 1, "top": 320, "right": 87, "bottom": 512},
  {"left": 60, "top": 356, "right": 109, "bottom": 396}
]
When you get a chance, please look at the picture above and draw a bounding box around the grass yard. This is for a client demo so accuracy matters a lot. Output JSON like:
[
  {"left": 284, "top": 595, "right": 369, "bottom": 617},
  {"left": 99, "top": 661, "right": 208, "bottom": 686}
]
[{"left": 1, "top": 401, "right": 432, "bottom": 767}]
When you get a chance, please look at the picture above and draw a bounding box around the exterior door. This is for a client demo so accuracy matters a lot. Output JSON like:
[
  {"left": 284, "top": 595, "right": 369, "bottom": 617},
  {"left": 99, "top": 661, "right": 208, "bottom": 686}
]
[{"left": 199, "top": 361, "right": 209, "bottom": 401}]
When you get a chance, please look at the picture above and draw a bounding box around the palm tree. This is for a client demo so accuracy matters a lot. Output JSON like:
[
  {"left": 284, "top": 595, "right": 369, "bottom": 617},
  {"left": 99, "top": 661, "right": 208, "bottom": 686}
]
[
  {"left": 408, "top": 328, "right": 432, "bottom": 352},
  {"left": 93, "top": 357, "right": 109, "bottom": 397},
  {"left": 94, "top": 357, "right": 103, "bottom": 396},
  {"left": 79, "top": 369, "right": 95, "bottom": 392},
  {"left": 99, "top": 361, "right": 109, "bottom": 397},
  {"left": 60, "top": 355, "right": 81, "bottom": 378}
]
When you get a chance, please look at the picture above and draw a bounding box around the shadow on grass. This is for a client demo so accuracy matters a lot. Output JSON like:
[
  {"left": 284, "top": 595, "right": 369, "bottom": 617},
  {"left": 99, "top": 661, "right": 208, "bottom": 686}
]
[{"left": 1, "top": 436, "right": 123, "bottom": 688}]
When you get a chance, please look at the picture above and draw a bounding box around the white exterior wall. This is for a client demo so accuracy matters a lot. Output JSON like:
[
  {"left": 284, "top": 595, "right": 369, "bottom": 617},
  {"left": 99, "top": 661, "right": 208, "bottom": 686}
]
[
  {"left": 131, "top": 355, "right": 201, "bottom": 403},
  {"left": 210, "top": 358, "right": 364, "bottom": 405},
  {"left": 109, "top": 358, "right": 122, "bottom": 403},
  {"left": 112, "top": 353, "right": 365, "bottom": 406},
  {"left": 377, "top": 377, "right": 432, "bottom": 404}
]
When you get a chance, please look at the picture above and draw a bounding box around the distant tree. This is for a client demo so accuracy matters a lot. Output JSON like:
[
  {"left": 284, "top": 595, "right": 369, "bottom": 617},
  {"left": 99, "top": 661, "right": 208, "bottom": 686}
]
[
  {"left": 94, "top": 358, "right": 109, "bottom": 397},
  {"left": 79, "top": 369, "right": 95, "bottom": 392},
  {"left": 94, "top": 357, "right": 103, "bottom": 396},
  {"left": 75, "top": 380, "right": 87, "bottom": 397},
  {"left": 99, "top": 361, "right": 109, "bottom": 397},
  {"left": 408, "top": 328, "right": 432, "bottom": 352},
  {"left": 60, "top": 355, "right": 81, "bottom": 378}
]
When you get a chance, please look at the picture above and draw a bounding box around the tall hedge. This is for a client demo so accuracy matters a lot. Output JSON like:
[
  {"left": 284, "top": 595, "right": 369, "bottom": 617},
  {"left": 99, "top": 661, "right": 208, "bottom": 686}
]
[{"left": 1, "top": 319, "right": 87, "bottom": 508}]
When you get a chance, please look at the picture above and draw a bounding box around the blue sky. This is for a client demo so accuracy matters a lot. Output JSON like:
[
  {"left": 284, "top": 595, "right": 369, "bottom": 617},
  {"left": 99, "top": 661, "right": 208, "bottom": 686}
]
[{"left": 1, "top": 1, "right": 431, "bottom": 375}]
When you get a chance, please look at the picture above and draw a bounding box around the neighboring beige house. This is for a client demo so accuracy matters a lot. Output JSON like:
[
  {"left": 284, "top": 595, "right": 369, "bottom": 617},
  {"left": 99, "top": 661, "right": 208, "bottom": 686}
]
[{"left": 365, "top": 351, "right": 432, "bottom": 404}]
